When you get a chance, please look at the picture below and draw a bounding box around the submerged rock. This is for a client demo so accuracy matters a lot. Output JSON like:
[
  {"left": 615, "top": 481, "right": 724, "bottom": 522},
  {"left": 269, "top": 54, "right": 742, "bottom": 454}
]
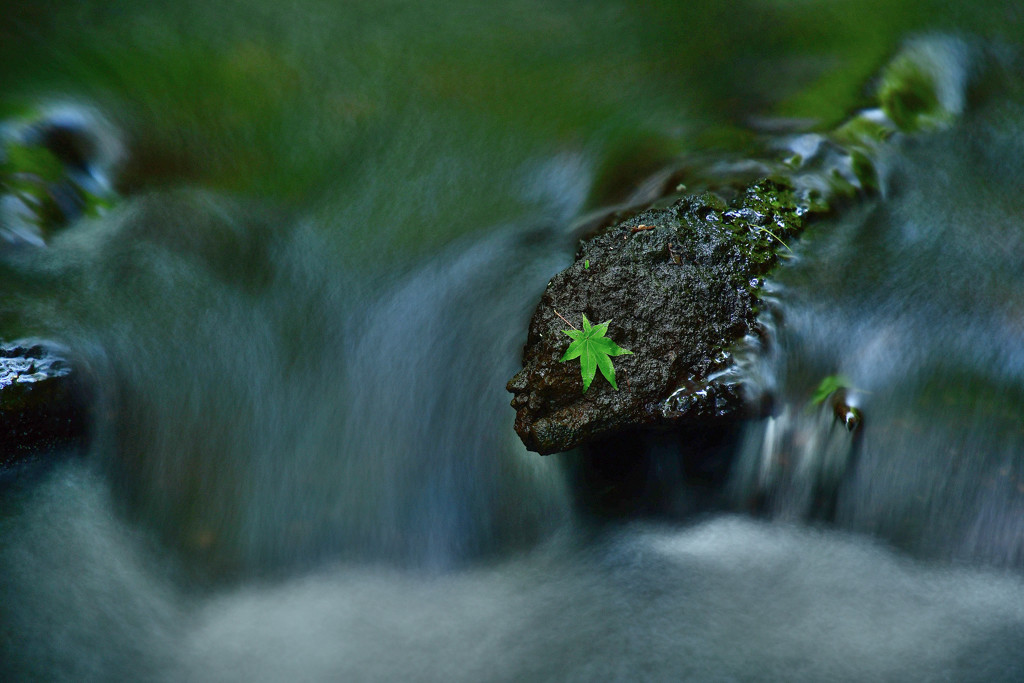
[
  {"left": 0, "top": 340, "right": 89, "bottom": 467},
  {"left": 508, "top": 180, "right": 817, "bottom": 454}
]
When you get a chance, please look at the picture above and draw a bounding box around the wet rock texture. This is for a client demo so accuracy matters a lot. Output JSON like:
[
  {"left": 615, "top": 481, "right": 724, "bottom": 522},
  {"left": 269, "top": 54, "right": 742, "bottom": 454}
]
[
  {"left": 509, "top": 180, "right": 814, "bottom": 454},
  {"left": 1, "top": 340, "right": 88, "bottom": 466}
]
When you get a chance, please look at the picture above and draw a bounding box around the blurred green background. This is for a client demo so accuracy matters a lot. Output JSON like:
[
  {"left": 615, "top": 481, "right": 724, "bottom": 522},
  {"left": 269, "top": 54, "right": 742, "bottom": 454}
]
[{"left": 2, "top": 1, "right": 1021, "bottom": 257}]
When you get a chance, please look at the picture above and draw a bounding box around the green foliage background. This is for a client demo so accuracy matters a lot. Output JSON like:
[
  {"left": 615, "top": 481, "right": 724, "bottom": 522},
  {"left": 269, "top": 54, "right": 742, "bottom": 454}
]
[{"left": 1, "top": 0, "right": 1021, "bottom": 264}]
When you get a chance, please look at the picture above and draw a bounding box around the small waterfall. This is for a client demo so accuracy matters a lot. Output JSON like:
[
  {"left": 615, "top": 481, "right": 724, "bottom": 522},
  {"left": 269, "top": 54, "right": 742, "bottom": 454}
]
[{"left": 729, "top": 65, "right": 1024, "bottom": 566}]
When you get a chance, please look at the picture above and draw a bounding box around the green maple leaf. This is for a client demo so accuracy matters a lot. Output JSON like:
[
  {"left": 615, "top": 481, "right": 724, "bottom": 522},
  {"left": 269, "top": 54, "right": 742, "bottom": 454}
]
[
  {"left": 559, "top": 314, "right": 633, "bottom": 392},
  {"left": 810, "top": 374, "right": 852, "bottom": 406}
]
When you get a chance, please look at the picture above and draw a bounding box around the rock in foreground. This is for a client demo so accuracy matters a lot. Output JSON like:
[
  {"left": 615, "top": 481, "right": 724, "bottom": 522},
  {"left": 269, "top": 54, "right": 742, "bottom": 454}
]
[{"left": 508, "top": 180, "right": 815, "bottom": 454}]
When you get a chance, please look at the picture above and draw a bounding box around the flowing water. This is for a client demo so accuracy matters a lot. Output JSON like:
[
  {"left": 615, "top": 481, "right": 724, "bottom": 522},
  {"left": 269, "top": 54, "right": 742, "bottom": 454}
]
[{"left": 4, "top": 2, "right": 1024, "bottom": 681}]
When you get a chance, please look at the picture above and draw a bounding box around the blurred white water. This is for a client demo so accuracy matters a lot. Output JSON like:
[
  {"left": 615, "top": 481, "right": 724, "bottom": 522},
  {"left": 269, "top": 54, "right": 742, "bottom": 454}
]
[{"left": 5, "top": 461, "right": 1024, "bottom": 681}]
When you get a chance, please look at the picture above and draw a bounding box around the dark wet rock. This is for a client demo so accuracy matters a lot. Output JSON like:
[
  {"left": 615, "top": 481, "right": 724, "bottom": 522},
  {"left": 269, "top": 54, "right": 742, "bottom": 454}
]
[
  {"left": 1, "top": 340, "right": 89, "bottom": 466},
  {"left": 509, "top": 179, "right": 818, "bottom": 454}
]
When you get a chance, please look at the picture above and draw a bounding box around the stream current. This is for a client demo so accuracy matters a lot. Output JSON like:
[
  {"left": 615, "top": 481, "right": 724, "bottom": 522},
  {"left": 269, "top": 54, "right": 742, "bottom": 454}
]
[{"left": 4, "top": 4, "right": 1024, "bottom": 681}]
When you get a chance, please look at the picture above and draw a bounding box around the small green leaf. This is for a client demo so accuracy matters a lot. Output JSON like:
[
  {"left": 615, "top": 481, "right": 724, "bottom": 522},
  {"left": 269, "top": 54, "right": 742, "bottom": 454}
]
[
  {"left": 584, "top": 259, "right": 589, "bottom": 269},
  {"left": 559, "top": 313, "right": 633, "bottom": 392},
  {"left": 810, "top": 374, "right": 851, "bottom": 406}
]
